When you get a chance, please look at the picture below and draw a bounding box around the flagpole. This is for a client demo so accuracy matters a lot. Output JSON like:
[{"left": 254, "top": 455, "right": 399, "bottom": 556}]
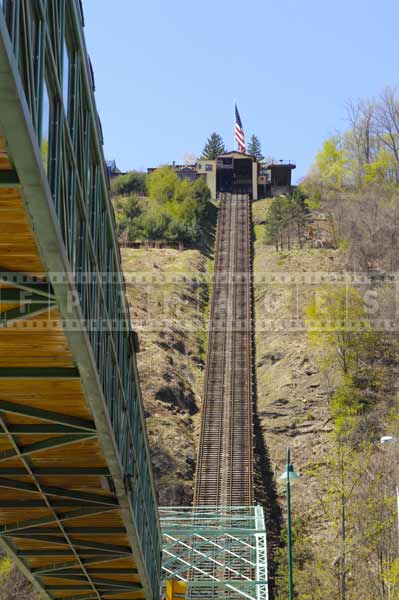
[{"left": 233, "top": 99, "right": 236, "bottom": 151}]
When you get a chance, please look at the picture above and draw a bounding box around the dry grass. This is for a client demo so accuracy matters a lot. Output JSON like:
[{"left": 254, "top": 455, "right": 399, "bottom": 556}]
[{"left": 122, "top": 247, "right": 210, "bottom": 505}]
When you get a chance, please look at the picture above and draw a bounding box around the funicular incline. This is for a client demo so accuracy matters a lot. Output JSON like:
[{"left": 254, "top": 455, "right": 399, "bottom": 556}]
[
  {"left": 159, "top": 195, "right": 268, "bottom": 600},
  {"left": 0, "top": 2, "right": 160, "bottom": 599},
  {"left": 194, "top": 194, "right": 253, "bottom": 507}
]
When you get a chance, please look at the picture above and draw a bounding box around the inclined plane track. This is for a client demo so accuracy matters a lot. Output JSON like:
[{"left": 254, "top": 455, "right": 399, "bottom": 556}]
[{"left": 194, "top": 194, "right": 254, "bottom": 506}]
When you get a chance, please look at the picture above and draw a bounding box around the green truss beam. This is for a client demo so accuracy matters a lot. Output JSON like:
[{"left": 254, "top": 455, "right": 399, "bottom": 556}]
[
  {"left": 0, "top": 478, "right": 118, "bottom": 506},
  {"left": 15, "top": 527, "right": 125, "bottom": 535},
  {"left": 0, "top": 400, "right": 96, "bottom": 431},
  {"left": 45, "top": 578, "right": 141, "bottom": 590},
  {"left": 49, "top": 596, "right": 97, "bottom": 600},
  {"left": 0, "top": 288, "right": 54, "bottom": 303},
  {"left": 0, "top": 506, "right": 117, "bottom": 535},
  {"left": 0, "top": 271, "right": 54, "bottom": 299},
  {"left": 0, "top": 302, "right": 55, "bottom": 326},
  {"left": 0, "top": 169, "right": 19, "bottom": 186},
  {"left": 18, "top": 549, "right": 128, "bottom": 558},
  {"left": 0, "top": 499, "right": 112, "bottom": 508},
  {"left": 0, "top": 433, "right": 94, "bottom": 462},
  {"left": 37, "top": 568, "right": 138, "bottom": 576},
  {"left": 9, "top": 533, "right": 132, "bottom": 555},
  {"left": 0, "top": 367, "right": 80, "bottom": 378},
  {"left": 0, "top": 467, "right": 109, "bottom": 475},
  {"left": 32, "top": 556, "right": 136, "bottom": 575},
  {"left": 4, "top": 424, "right": 94, "bottom": 435}
]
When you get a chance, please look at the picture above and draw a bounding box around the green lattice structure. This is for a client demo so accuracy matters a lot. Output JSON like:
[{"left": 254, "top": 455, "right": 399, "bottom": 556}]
[{"left": 160, "top": 506, "right": 269, "bottom": 600}]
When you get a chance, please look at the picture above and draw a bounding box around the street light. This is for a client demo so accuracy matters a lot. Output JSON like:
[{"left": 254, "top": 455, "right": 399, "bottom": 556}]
[
  {"left": 279, "top": 448, "right": 300, "bottom": 600},
  {"left": 380, "top": 436, "right": 399, "bottom": 553}
]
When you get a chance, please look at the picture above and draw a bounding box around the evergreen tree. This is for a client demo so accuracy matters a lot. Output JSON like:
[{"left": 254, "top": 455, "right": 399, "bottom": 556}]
[
  {"left": 264, "top": 192, "right": 308, "bottom": 250},
  {"left": 247, "top": 134, "right": 264, "bottom": 161},
  {"left": 201, "top": 132, "right": 226, "bottom": 159}
]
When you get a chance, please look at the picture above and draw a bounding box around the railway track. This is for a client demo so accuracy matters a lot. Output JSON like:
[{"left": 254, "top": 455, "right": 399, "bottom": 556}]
[{"left": 194, "top": 193, "right": 254, "bottom": 507}]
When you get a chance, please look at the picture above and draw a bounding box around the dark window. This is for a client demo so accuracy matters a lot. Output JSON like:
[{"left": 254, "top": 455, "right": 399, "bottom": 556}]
[{"left": 206, "top": 164, "right": 213, "bottom": 172}]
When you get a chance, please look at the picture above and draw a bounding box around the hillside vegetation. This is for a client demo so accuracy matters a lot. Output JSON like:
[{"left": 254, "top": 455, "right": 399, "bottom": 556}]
[
  {"left": 112, "top": 167, "right": 211, "bottom": 244},
  {"left": 255, "top": 87, "right": 399, "bottom": 600}
]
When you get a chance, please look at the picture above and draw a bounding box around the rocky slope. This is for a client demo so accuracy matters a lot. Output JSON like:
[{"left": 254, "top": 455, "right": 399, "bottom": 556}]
[
  {"left": 252, "top": 199, "right": 342, "bottom": 515},
  {"left": 122, "top": 247, "right": 210, "bottom": 505}
]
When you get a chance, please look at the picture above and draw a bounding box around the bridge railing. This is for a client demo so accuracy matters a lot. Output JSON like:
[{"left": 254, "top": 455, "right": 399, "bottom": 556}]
[{"left": 1, "top": 0, "right": 161, "bottom": 594}]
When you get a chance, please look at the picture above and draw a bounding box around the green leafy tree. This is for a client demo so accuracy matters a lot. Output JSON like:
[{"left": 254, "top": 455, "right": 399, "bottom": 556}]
[
  {"left": 264, "top": 192, "right": 308, "bottom": 250},
  {"left": 363, "top": 147, "right": 397, "bottom": 185},
  {"left": 146, "top": 166, "right": 180, "bottom": 204},
  {"left": 110, "top": 170, "right": 147, "bottom": 196},
  {"left": 264, "top": 196, "right": 288, "bottom": 250},
  {"left": 309, "top": 443, "right": 367, "bottom": 600},
  {"left": 274, "top": 514, "right": 334, "bottom": 600},
  {"left": 201, "top": 132, "right": 226, "bottom": 159},
  {"left": 305, "top": 285, "right": 374, "bottom": 378},
  {"left": 315, "top": 136, "right": 348, "bottom": 189},
  {"left": 247, "top": 134, "right": 264, "bottom": 160},
  {"left": 113, "top": 166, "right": 210, "bottom": 244}
]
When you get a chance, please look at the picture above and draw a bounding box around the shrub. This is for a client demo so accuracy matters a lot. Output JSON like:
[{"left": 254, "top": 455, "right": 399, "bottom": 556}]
[{"left": 110, "top": 171, "right": 147, "bottom": 196}]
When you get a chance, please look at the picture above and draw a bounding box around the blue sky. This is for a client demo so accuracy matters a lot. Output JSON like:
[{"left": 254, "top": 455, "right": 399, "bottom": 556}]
[{"left": 84, "top": 0, "right": 399, "bottom": 182}]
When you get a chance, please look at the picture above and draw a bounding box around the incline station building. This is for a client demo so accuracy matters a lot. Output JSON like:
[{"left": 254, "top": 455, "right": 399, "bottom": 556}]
[{"left": 149, "top": 152, "right": 296, "bottom": 200}]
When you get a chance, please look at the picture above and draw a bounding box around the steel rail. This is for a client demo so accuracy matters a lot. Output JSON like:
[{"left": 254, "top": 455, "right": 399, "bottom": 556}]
[{"left": 194, "top": 194, "right": 254, "bottom": 507}]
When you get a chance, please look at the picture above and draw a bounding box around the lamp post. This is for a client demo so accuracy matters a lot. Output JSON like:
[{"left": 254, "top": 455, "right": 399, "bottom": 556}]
[
  {"left": 279, "top": 447, "right": 300, "bottom": 600},
  {"left": 380, "top": 436, "right": 399, "bottom": 554}
]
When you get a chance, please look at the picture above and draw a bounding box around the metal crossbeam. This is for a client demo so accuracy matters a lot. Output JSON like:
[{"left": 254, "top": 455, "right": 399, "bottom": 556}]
[
  {"left": 3, "top": 424, "right": 94, "bottom": 434},
  {"left": 53, "top": 595, "right": 97, "bottom": 600},
  {"left": 45, "top": 578, "right": 141, "bottom": 590},
  {"left": 32, "top": 556, "right": 136, "bottom": 575},
  {"left": 0, "top": 288, "right": 54, "bottom": 303},
  {"left": 0, "top": 168, "right": 19, "bottom": 186},
  {"left": 0, "top": 271, "right": 54, "bottom": 299},
  {"left": 0, "top": 507, "right": 117, "bottom": 534},
  {"left": 0, "top": 367, "right": 80, "bottom": 378},
  {"left": 35, "top": 567, "right": 139, "bottom": 577},
  {"left": 18, "top": 549, "right": 128, "bottom": 557},
  {"left": 9, "top": 533, "right": 131, "bottom": 554},
  {"left": 0, "top": 433, "right": 94, "bottom": 462},
  {"left": 0, "top": 400, "right": 96, "bottom": 430},
  {"left": 0, "top": 467, "right": 109, "bottom": 475},
  {"left": 0, "top": 302, "right": 55, "bottom": 326},
  {"left": 0, "top": 478, "right": 117, "bottom": 505},
  {"left": 0, "top": 499, "right": 112, "bottom": 508},
  {"left": 12, "top": 527, "right": 126, "bottom": 535}
]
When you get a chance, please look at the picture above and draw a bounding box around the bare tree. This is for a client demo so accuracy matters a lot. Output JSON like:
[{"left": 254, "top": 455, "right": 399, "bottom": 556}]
[
  {"left": 345, "top": 98, "right": 377, "bottom": 185},
  {"left": 374, "top": 87, "right": 399, "bottom": 183}
]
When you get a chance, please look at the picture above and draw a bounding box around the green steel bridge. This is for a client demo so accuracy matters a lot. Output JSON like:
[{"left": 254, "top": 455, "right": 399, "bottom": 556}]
[{"left": 0, "top": 1, "right": 160, "bottom": 599}]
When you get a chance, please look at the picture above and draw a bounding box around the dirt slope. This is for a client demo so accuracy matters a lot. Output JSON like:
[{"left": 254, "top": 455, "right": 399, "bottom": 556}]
[
  {"left": 122, "top": 247, "right": 209, "bottom": 505},
  {"left": 252, "top": 199, "right": 342, "bottom": 514}
]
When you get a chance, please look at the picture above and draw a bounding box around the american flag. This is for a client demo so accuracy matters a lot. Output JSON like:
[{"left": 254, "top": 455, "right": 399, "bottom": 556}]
[{"left": 234, "top": 104, "right": 245, "bottom": 153}]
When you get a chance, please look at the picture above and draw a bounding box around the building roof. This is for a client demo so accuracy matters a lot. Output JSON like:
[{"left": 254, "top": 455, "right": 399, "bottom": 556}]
[
  {"left": 265, "top": 161, "right": 296, "bottom": 170},
  {"left": 217, "top": 151, "right": 257, "bottom": 160}
]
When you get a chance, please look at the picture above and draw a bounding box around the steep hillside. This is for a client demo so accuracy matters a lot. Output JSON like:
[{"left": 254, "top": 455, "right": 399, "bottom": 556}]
[
  {"left": 253, "top": 199, "right": 341, "bottom": 511},
  {"left": 122, "top": 248, "right": 210, "bottom": 505},
  {"left": 253, "top": 194, "right": 399, "bottom": 599}
]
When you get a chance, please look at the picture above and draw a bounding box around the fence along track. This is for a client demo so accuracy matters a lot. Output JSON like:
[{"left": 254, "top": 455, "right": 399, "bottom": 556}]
[{"left": 194, "top": 194, "right": 254, "bottom": 506}]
